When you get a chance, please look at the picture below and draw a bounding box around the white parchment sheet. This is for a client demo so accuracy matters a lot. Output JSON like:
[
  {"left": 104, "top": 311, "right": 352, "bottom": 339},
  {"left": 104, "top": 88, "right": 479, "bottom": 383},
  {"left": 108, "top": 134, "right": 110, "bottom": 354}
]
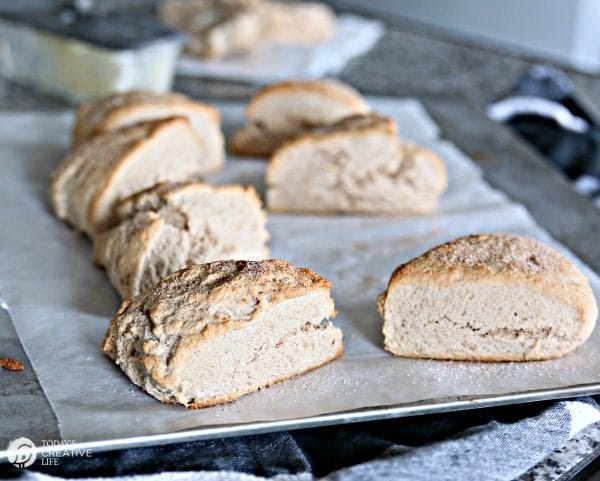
[{"left": 0, "top": 98, "right": 599, "bottom": 443}]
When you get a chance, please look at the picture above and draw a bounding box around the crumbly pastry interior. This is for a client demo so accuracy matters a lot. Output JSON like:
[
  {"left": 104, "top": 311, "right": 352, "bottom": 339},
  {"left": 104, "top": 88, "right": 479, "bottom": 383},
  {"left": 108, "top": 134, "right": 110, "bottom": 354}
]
[
  {"left": 93, "top": 183, "right": 269, "bottom": 299},
  {"left": 51, "top": 118, "right": 206, "bottom": 237},
  {"left": 232, "top": 80, "right": 369, "bottom": 157},
  {"left": 266, "top": 114, "right": 447, "bottom": 214},
  {"left": 383, "top": 283, "right": 590, "bottom": 361}
]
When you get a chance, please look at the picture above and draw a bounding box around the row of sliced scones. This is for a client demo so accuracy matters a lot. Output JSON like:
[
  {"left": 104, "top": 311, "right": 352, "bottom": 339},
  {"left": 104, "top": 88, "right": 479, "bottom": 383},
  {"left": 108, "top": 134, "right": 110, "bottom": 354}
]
[
  {"left": 103, "top": 234, "right": 597, "bottom": 408},
  {"left": 50, "top": 91, "right": 269, "bottom": 303},
  {"left": 56, "top": 82, "right": 446, "bottom": 228},
  {"left": 52, "top": 90, "right": 226, "bottom": 237},
  {"left": 232, "top": 80, "right": 448, "bottom": 215}
]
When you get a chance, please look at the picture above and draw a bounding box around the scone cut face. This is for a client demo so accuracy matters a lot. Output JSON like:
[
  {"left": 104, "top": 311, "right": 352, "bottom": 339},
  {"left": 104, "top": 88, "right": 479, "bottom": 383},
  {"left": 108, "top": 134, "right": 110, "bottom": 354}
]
[
  {"left": 92, "top": 181, "right": 270, "bottom": 299},
  {"left": 71, "top": 90, "right": 225, "bottom": 173},
  {"left": 50, "top": 117, "right": 209, "bottom": 237},
  {"left": 266, "top": 113, "right": 447, "bottom": 215},
  {"left": 231, "top": 79, "right": 370, "bottom": 157},
  {"left": 102, "top": 260, "right": 343, "bottom": 408},
  {"left": 378, "top": 233, "right": 598, "bottom": 361}
]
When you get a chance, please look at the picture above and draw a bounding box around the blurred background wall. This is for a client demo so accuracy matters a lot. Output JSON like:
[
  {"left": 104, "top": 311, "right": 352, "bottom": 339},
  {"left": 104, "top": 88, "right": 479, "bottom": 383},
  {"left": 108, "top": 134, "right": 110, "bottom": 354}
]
[{"left": 329, "top": 0, "right": 600, "bottom": 73}]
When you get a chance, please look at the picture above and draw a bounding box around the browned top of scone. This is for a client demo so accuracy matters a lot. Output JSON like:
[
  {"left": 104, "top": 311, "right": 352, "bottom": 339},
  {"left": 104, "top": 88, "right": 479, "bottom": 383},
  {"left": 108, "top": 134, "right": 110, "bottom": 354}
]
[
  {"left": 77, "top": 90, "right": 185, "bottom": 118},
  {"left": 384, "top": 233, "right": 597, "bottom": 321},
  {"left": 247, "top": 79, "right": 368, "bottom": 117},
  {"left": 304, "top": 113, "right": 396, "bottom": 138},
  {"left": 73, "top": 90, "right": 220, "bottom": 144},
  {"left": 113, "top": 181, "right": 264, "bottom": 225},
  {"left": 110, "top": 259, "right": 332, "bottom": 341}
]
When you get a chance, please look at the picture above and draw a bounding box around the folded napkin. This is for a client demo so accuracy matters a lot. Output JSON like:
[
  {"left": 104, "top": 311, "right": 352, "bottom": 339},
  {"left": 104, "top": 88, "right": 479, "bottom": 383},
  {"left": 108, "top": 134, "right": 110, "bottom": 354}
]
[
  {"left": 175, "top": 14, "right": 384, "bottom": 84},
  {"left": 17, "top": 398, "right": 600, "bottom": 481},
  {"left": 487, "top": 65, "right": 600, "bottom": 208}
]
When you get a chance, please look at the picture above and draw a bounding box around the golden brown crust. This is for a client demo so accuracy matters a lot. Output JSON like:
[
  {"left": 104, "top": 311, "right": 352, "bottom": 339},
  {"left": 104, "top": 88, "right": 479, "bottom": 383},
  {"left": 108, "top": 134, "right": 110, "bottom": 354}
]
[
  {"left": 382, "top": 233, "right": 598, "bottom": 326},
  {"left": 106, "top": 259, "right": 332, "bottom": 346},
  {"left": 229, "top": 131, "right": 275, "bottom": 158},
  {"left": 308, "top": 113, "right": 397, "bottom": 136},
  {"left": 72, "top": 91, "right": 220, "bottom": 146},
  {"left": 382, "top": 349, "right": 570, "bottom": 363},
  {"left": 246, "top": 79, "right": 368, "bottom": 118}
]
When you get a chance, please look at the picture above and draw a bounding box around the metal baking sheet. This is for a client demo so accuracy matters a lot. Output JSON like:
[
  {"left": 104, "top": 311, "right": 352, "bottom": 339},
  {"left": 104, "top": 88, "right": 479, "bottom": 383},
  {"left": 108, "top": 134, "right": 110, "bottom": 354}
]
[{"left": 1, "top": 98, "right": 599, "bottom": 459}]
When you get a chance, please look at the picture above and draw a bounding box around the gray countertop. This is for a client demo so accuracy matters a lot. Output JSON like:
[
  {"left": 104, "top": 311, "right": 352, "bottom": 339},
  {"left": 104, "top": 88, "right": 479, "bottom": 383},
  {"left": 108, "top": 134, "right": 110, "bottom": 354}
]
[{"left": 1, "top": 10, "right": 600, "bottom": 480}]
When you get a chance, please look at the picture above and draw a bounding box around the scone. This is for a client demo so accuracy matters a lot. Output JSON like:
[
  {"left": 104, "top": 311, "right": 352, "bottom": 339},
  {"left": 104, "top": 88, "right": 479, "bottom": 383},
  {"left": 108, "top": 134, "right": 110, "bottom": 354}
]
[
  {"left": 72, "top": 90, "right": 224, "bottom": 171},
  {"left": 102, "top": 259, "right": 343, "bottom": 407},
  {"left": 259, "top": 1, "right": 335, "bottom": 44},
  {"left": 266, "top": 113, "right": 447, "bottom": 215},
  {"left": 159, "top": 0, "right": 263, "bottom": 58},
  {"left": 51, "top": 117, "right": 209, "bottom": 237},
  {"left": 378, "top": 233, "right": 598, "bottom": 361},
  {"left": 231, "top": 79, "right": 369, "bottom": 157},
  {"left": 93, "top": 182, "right": 269, "bottom": 299}
]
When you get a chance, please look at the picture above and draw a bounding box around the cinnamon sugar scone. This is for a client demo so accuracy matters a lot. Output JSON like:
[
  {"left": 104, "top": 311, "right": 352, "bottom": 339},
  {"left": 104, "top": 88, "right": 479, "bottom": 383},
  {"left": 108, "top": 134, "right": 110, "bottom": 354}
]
[
  {"left": 160, "top": 0, "right": 334, "bottom": 59},
  {"left": 102, "top": 259, "right": 343, "bottom": 407},
  {"left": 159, "top": 0, "right": 263, "bottom": 59},
  {"left": 231, "top": 79, "right": 369, "bottom": 157},
  {"left": 72, "top": 91, "right": 224, "bottom": 171},
  {"left": 378, "top": 233, "right": 598, "bottom": 361},
  {"left": 266, "top": 113, "right": 447, "bottom": 214},
  {"left": 259, "top": 1, "right": 335, "bottom": 44},
  {"left": 93, "top": 182, "right": 269, "bottom": 299},
  {"left": 51, "top": 117, "right": 210, "bottom": 237}
]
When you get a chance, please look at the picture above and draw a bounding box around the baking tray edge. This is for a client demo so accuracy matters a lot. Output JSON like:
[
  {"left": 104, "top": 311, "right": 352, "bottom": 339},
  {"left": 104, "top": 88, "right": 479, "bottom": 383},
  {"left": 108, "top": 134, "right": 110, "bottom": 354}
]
[{"left": 2, "top": 382, "right": 600, "bottom": 463}]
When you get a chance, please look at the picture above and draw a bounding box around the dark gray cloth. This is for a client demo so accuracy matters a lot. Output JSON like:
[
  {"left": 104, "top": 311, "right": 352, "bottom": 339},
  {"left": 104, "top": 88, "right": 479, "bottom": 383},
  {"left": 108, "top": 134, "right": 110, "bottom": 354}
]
[{"left": 9, "top": 398, "right": 600, "bottom": 481}]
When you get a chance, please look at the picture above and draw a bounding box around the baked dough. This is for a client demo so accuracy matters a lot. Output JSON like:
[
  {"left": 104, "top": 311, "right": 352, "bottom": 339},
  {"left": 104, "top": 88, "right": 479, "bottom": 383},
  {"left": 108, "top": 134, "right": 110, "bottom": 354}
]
[
  {"left": 259, "top": 1, "right": 335, "bottom": 44},
  {"left": 93, "top": 181, "right": 269, "bottom": 299},
  {"left": 159, "top": 0, "right": 263, "bottom": 58},
  {"left": 231, "top": 79, "right": 369, "bottom": 157},
  {"left": 267, "top": 113, "right": 447, "bottom": 214},
  {"left": 378, "top": 233, "right": 598, "bottom": 361},
  {"left": 159, "top": 0, "right": 335, "bottom": 59},
  {"left": 102, "top": 259, "right": 343, "bottom": 407},
  {"left": 51, "top": 117, "right": 210, "bottom": 237},
  {"left": 72, "top": 90, "right": 224, "bottom": 171}
]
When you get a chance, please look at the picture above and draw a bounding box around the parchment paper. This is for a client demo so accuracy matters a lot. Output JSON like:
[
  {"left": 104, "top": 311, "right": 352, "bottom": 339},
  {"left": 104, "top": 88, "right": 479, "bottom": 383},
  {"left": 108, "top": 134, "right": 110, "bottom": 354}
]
[
  {"left": 1, "top": 98, "right": 599, "bottom": 443},
  {"left": 175, "top": 15, "right": 384, "bottom": 83}
]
